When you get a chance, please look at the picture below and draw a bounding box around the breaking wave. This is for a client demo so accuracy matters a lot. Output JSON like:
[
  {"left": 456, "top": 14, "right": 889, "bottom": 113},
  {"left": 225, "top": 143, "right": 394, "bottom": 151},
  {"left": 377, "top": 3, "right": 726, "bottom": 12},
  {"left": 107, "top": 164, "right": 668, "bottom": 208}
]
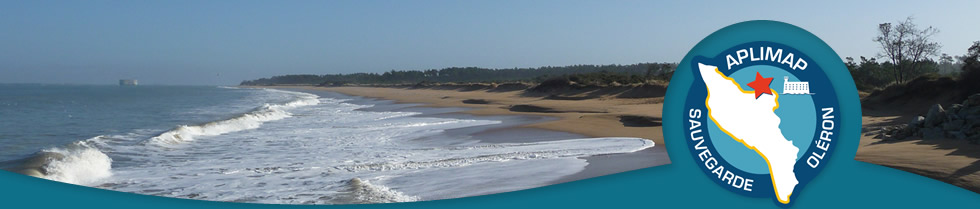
[
  {"left": 1, "top": 86, "right": 663, "bottom": 204},
  {"left": 148, "top": 90, "right": 320, "bottom": 145},
  {"left": 2, "top": 137, "right": 113, "bottom": 186},
  {"left": 0, "top": 88, "right": 321, "bottom": 186}
]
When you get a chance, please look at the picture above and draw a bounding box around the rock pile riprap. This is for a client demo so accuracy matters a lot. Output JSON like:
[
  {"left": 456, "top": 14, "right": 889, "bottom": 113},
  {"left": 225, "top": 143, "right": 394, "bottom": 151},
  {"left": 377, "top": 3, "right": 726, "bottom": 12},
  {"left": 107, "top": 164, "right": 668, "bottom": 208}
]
[{"left": 874, "top": 93, "right": 980, "bottom": 144}]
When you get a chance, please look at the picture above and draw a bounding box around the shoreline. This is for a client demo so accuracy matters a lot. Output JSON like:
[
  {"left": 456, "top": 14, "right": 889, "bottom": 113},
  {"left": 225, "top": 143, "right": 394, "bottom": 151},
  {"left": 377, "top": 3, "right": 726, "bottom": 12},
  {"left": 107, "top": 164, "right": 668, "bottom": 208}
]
[
  {"left": 280, "top": 86, "right": 666, "bottom": 145},
  {"left": 268, "top": 85, "right": 670, "bottom": 185}
]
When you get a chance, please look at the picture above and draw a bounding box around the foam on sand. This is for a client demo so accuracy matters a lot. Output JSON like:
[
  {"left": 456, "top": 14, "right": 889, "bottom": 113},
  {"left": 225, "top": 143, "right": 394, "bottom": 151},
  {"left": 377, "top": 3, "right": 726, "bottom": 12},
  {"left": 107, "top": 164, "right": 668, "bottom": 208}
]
[{"left": 336, "top": 137, "right": 655, "bottom": 172}]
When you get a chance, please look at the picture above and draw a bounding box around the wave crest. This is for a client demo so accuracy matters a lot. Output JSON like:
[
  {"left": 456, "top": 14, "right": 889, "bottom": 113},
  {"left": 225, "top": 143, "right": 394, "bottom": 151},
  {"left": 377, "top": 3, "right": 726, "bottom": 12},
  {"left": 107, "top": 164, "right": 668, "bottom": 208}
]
[
  {"left": 3, "top": 138, "right": 114, "bottom": 186},
  {"left": 148, "top": 90, "right": 319, "bottom": 145}
]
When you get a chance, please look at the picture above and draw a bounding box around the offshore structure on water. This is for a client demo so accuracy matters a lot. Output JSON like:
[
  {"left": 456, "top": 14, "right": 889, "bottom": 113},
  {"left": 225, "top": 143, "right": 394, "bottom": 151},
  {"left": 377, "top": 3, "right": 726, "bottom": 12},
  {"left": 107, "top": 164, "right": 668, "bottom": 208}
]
[{"left": 119, "top": 79, "right": 139, "bottom": 86}]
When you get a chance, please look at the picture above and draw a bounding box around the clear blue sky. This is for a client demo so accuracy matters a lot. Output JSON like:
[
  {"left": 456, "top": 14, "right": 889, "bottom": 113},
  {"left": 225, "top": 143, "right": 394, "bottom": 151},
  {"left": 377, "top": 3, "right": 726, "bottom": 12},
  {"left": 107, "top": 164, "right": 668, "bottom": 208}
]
[{"left": 1, "top": 0, "right": 977, "bottom": 85}]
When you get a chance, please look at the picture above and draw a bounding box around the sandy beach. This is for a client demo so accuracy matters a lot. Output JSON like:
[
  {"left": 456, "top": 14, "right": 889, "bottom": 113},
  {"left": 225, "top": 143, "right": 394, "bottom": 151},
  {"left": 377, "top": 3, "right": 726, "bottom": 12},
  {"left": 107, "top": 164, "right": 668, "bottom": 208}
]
[
  {"left": 286, "top": 86, "right": 666, "bottom": 145},
  {"left": 856, "top": 111, "right": 980, "bottom": 193},
  {"left": 273, "top": 85, "right": 670, "bottom": 182}
]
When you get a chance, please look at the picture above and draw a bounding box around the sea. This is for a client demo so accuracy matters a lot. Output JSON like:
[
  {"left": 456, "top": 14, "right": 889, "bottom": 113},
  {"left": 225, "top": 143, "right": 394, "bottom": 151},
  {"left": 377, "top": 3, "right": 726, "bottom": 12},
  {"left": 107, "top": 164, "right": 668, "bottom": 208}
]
[{"left": 0, "top": 84, "right": 656, "bottom": 204}]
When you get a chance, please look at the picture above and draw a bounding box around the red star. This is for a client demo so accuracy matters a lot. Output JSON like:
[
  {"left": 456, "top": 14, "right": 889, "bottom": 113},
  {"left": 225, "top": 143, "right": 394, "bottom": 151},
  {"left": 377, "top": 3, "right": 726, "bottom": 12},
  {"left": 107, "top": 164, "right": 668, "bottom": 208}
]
[{"left": 747, "top": 72, "right": 774, "bottom": 99}]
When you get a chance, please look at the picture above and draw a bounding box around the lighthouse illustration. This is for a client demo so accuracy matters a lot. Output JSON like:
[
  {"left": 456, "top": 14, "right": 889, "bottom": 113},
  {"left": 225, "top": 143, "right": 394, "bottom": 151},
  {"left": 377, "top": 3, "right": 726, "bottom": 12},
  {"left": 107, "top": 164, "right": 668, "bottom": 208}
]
[{"left": 782, "top": 76, "right": 810, "bottom": 95}]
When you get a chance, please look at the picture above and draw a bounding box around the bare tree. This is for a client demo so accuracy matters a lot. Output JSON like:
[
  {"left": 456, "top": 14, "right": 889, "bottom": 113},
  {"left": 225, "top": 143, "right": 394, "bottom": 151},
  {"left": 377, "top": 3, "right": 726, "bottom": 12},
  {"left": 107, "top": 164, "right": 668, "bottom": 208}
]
[{"left": 874, "top": 16, "right": 941, "bottom": 83}]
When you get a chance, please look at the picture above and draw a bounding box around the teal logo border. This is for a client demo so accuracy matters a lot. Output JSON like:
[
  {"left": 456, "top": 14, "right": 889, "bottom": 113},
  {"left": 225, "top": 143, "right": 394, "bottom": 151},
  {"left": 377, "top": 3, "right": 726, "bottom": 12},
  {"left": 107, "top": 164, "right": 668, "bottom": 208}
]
[{"left": 683, "top": 41, "right": 841, "bottom": 206}]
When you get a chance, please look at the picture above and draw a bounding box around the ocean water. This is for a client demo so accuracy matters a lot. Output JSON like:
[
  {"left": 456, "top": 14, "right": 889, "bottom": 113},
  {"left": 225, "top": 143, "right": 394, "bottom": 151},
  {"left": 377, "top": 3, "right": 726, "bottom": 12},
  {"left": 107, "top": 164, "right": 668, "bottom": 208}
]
[{"left": 0, "top": 84, "right": 655, "bottom": 204}]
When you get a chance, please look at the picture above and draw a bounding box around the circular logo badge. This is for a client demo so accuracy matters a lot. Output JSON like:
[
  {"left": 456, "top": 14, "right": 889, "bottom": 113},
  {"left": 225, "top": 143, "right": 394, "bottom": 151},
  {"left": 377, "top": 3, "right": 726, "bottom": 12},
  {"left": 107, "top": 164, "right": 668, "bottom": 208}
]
[{"left": 683, "top": 41, "right": 840, "bottom": 205}]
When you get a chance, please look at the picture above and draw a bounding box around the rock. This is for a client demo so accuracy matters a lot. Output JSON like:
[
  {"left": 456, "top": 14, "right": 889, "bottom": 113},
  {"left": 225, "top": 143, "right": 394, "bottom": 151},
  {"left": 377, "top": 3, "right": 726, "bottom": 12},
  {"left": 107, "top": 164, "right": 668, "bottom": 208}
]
[
  {"left": 900, "top": 130, "right": 914, "bottom": 139},
  {"left": 968, "top": 126, "right": 980, "bottom": 135},
  {"left": 968, "top": 114, "right": 980, "bottom": 122},
  {"left": 949, "top": 104, "right": 963, "bottom": 120},
  {"left": 921, "top": 127, "right": 944, "bottom": 139},
  {"left": 950, "top": 131, "right": 967, "bottom": 140},
  {"left": 888, "top": 125, "right": 911, "bottom": 139},
  {"left": 944, "top": 120, "right": 965, "bottom": 131},
  {"left": 968, "top": 93, "right": 980, "bottom": 106},
  {"left": 961, "top": 122, "right": 976, "bottom": 132},
  {"left": 951, "top": 103, "right": 963, "bottom": 110},
  {"left": 961, "top": 106, "right": 980, "bottom": 116},
  {"left": 968, "top": 134, "right": 980, "bottom": 144},
  {"left": 924, "top": 104, "right": 946, "bottom": 128},
  {"left": 905, "top": 124, "right": 919, "bottom": 133},
  {"left": 909, "top": 116, "right": 926, "bottom": 127}
]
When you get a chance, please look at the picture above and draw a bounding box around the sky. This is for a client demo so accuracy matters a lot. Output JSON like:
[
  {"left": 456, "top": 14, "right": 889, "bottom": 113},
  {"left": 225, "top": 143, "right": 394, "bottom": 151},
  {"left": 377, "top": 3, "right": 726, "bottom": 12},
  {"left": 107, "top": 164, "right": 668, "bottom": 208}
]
[{"left": 1, "top": 0, "right": 978, "bottom": 85}]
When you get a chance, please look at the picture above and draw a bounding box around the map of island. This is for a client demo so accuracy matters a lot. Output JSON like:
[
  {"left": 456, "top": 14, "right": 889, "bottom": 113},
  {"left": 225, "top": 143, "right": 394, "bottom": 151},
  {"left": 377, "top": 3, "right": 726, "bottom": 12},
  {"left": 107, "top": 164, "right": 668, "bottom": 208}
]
[{"left": 698, "top": 63, "right": 800, "bottom": 203}]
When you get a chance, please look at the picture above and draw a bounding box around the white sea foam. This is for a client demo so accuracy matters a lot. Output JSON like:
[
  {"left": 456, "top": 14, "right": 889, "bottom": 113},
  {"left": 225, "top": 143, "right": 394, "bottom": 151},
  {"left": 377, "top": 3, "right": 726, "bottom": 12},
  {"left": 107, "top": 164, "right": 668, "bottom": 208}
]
[
  {"left": 38, "top": 88, "right": 662, "bottom": 204},
  {"left": 35, "top": 139, "right": 113, "bottom": 186},
  {"left": 22, "top": 89, "right": 321, "bottom": 187},
  {"left": 335, "top": 137, "right": 653, "bottom": 172},
  {"left": 148, "top": 90, "right": 320, "bottom": 145},
  {"left": 333, "top": 178, "right": 419, "bottom": 204}
]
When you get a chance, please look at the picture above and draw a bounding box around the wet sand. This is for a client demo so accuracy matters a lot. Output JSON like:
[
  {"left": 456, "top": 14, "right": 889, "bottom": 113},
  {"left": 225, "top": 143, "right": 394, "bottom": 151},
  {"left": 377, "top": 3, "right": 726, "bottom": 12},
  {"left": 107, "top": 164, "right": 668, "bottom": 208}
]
[{"left": 288, "top": 86, "right": 666, "bottom": 145}]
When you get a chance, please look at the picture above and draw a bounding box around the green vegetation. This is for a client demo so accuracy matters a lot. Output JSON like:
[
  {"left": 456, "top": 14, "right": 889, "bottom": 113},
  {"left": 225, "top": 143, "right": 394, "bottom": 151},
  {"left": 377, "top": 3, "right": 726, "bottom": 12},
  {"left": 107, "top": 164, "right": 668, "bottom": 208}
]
[
  {"left": 545, "top": 71, "right": 646, "bottom": 86},
  {"left": 845, "top": 56, "right": 943, "bottom": 91},
  {"left": 240, "top": 63, "right": 676, "bottom": 86},
  {"left": 958, "top": 41, "right": 980, "bottom": 94},
  {"left": 848, "top": 43, "right": 977, "bottom": 93}
]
